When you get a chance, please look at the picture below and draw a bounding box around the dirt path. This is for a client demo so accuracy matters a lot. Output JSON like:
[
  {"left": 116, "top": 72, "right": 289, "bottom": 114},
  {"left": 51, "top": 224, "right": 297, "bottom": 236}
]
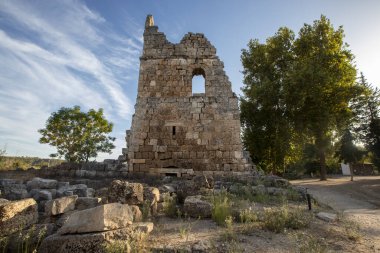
[{"left": 292, "top": 176, "right": 380, "bottom": 252}]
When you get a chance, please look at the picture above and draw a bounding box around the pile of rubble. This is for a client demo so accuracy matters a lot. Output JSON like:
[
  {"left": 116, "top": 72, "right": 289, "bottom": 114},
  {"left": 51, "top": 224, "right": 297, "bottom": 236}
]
[{"left": 0, "top": 177, "right": 156, "bottom": 253}]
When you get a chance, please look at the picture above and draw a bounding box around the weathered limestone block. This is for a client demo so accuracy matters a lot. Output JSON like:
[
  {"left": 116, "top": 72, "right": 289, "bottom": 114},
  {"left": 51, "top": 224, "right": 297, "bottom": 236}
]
[
  {"left": 57, "top": 184, "right": 93, "bottom": 198},
  {"left": 2, "top": 184, "right": 29, "bottom": 200},
  {"left": 26, "top": 177, "right": 58, "bottom": 190},
  {"left": 75, "top": 197, "right": 102, "bottom": 211},
  {"left": 30, "top": 189, "right": 52, "bottom": 201},
  {"left": 0, "top": 198, "right": 9, "bottom": 205},
  {"left": 107, "top": 180, "right": 144, "bottom": 205},
  {"left": 183, "top": 195, "right": 212, "bottom": 218},
  {"left": 45, "top": 195, "right": 78, "bottom": 216},
  {"left": 143, "top": 187, "right": 160, "bottom": 216},
  {"left": 0, "top": 198, "right": 38, "bottom": 236},
  {"left": 39, "top": 227, "right": 135, "bottom": 253},
  {"left": 39, "top": 222, "right": 154, "bottom": 253},
  {"left": 316, "top": 212, "right": 337, "bottom": 222},
  {"left": 58, "top": 203, "right": 133, "bottom": 235},
  {"left": 130, "top": 205, "right": 142, "bottom": 222},
  {"left": 192, "top": 175, "right": 214, "bottom": 189}
]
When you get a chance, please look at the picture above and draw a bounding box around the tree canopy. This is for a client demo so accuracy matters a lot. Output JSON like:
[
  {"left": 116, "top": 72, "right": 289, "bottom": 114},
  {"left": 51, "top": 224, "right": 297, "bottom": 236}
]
[
  {"left": 241, "top": 15, "right": 359, "bottom": 179},
  {"left": 39, "top": 106, "right": 115, "bottom": 162}
]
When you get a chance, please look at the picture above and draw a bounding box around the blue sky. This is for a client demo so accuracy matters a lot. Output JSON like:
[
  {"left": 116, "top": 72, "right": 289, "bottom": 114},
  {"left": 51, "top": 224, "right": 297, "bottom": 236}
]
[{"left": 1, "top": 0, "right": 379, "bottom": 160}]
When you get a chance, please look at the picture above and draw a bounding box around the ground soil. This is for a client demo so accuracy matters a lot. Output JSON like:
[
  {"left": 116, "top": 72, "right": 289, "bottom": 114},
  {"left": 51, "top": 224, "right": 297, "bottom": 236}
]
[
  {"left": 147, "top": 176, "right": 380, "bottom": 253},
  {"left": 292, "top": 176, "right": 380, "bottom": 253}
]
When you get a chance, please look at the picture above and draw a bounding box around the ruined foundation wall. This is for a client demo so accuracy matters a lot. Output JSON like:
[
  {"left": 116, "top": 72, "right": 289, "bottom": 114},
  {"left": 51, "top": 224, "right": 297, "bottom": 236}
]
[{"left": 124, "top": 16, "right": 253, "bottom": 176}]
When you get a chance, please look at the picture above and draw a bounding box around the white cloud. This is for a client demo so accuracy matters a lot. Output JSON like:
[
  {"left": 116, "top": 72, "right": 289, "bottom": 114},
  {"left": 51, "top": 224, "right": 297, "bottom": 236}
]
[{"left": 0, "top": 0, "right": 143, "bottom": 159}]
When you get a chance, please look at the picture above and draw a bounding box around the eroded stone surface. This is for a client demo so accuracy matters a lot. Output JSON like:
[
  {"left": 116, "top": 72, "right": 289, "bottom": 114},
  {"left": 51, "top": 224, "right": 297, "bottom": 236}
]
[
  {"left": 316, "top": 212, "right": 337, "bottom": 222},
  {"left": 75, "top": 197, "right": 101, "bottom": 211},
  {"left": 45, "top": 195, "right": 78, "bottom": 216},
  {"left": 183, "top": 195, "right": 212, "bottom": 218},
  {"left": 39, "top": 227, "right": 134, "bottom": 253},
  {"left": 123, "top": 15, "right": 254, "bottom": 177},
  {"left": 58, "top": 203, "right": 133, "bottom": 235},
  {"left": 0, "top": 198, "right": 38, "bottom": 236},
  {"left": 26, "top": 177, "right": 58, "bottom": 190},
  {"left": 107, "top": 180, "right": 144, "bottom": 205}
]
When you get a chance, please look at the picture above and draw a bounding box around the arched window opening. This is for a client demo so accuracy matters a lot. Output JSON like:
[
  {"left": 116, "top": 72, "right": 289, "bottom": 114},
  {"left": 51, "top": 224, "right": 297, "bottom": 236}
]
[{"left": 192, "top": 68, "right": 205, "bottom": 95}]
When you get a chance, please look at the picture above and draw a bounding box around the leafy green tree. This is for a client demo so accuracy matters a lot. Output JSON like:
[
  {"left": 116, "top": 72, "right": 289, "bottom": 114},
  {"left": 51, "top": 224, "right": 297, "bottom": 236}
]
[
  {"left": 352, "top": 74, "right": 380, "bottom": 168},
  {"left": 241, "top": 16, "right": 358, "bottom": 180},
  {"left": 286, "top": 15, "right": 357, "bottom": 180},
  {"left": 39, "top": 106, "right": 115, "bottom": 162},
  {"left": 335, "top": 129, "right": 365, "bottom": 180},
  {"left": 240, "top": 27, "right": 295, "bottom": 174}
]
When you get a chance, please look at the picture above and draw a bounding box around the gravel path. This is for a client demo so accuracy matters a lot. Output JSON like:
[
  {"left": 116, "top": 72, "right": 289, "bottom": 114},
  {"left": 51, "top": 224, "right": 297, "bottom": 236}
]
[{"left": 292, "top": 176, "right": 380, "bottom": 252}]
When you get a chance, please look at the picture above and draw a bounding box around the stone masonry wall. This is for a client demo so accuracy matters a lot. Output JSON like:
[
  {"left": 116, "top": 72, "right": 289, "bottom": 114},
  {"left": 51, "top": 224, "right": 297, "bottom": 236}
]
[{"left": 124, "top": 15, "right": 254, "bottom": 177}]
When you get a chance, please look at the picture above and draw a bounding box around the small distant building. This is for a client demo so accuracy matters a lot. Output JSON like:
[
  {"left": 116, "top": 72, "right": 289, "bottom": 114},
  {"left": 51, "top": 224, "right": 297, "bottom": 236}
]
[{"left": 341, "top": 163, "right": 374, "bottom": 176}]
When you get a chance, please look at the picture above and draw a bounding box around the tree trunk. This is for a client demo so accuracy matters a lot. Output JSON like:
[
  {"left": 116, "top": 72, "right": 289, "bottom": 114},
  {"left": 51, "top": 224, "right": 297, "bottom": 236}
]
[{"left": 319, "top": 150, "right": 327, "bottom": 181}]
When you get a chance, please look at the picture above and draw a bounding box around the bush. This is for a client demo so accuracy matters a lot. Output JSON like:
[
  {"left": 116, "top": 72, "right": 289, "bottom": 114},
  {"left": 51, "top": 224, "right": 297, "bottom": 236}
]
[
  {"left": 239, "top": 208, "right": 258, "bottom": 223},
  {"left": 263, "top": 205, "right": 312, "bottom": 233},
  {"left": 296, "top": 234, "right": 327, "bottom": 253},
  {"left": 211, "top": 191, "right": 232, "bottom": 226},
  {"left": 162, "top": 194, "right": 178, "bottom": 218},
  {"left": 342, "top": 220, "right": 361, "bottom": 241}
]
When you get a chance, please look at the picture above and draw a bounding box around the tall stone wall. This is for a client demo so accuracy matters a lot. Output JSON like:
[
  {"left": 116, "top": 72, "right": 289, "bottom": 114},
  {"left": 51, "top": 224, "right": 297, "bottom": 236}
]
[{"left": 124, "top": 15, "right": 254, "bottom": 177}]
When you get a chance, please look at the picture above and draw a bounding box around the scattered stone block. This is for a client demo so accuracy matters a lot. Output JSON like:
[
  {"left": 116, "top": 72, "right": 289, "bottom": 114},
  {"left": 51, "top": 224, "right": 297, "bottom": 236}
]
[
  {"left": 45, "top": 195, "right": 78, "bottom": 216},
  {"left": 316, "top": 212, "right": 337, "bottom": 222},
  {"left": 58, "top": 203, "right": 133, "bottom": 235},
  {"left": 132, "top": 222, "right": 154, "bottom": 233},
  {"left": 130, "top": 205, "right": 142, "bottom": 222},
  {"left": 183, "top": 195, "right": 212, "bottom": 218},
  {"left": 26, "top": 178, "right": 58, "bottom": 190},
  {"left": 2, "top": 184, "right": 29, "bottom": 200},
  {"left": 108, "top": 180, "right": 144, "bottom": 205},
  {"left": 30, "top": 189, "right": 52, "bottom": 201},
  {"left": 0, "top": 198, "right": 38, "bottom": 236},
  {"left": 39, "top": 227, "right": 135, "bottom": 253},
  {"left": 0, "top": 198, "right": 9, "bottom": 205},
  {"left": 75, "top": 197, "right": 101, "bottom": 210}
]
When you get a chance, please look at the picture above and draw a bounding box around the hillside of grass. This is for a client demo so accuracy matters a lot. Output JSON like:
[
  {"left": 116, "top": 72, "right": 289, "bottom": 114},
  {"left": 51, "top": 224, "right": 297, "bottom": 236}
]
[{"left": 0, "top": 155, "right": 64, "bottom": 171}]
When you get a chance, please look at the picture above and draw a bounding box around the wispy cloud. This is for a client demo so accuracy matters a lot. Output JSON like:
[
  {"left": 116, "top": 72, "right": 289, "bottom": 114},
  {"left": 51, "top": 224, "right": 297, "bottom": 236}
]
[{"left": 0, "top": 0, "right": 143, "bottom": 159}]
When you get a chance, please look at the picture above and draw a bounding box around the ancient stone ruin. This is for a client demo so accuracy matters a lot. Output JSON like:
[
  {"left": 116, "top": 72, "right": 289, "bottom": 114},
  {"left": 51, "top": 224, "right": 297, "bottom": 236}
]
[{"left": 123, "top": 15, "right": 254, "bottom": 177}]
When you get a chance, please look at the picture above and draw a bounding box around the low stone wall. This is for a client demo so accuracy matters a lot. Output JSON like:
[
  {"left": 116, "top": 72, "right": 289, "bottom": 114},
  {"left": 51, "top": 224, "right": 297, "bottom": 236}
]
[{"left": 37, "top": 162, "right": 128, "bottom": 179}]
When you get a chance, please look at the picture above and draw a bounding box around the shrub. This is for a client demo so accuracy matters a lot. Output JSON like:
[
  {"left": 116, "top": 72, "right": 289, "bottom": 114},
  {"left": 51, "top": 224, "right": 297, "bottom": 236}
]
[
  {"left": 211, "top": 191, "right": 232, "bottom": 226},
  {"left": 239, "top": 208, "right": 258, "bottom": 223},
  {"left": 263, "top": 205, "right": 312, "bottom": 233},
  {"left": 141, "top": 200, "right": 151, "bottom": 221},
  {"left": 343, "top": 220, "right": 361, "bottom": 241},
  {"left": 222, "top": 216, "right": 236, "bottom": 241},
  {"left": 162, "top": 194, "right": 178, "bottom": 218},
  {"left": 297, "top": 234, "right": 327, "bottom": 253}
]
